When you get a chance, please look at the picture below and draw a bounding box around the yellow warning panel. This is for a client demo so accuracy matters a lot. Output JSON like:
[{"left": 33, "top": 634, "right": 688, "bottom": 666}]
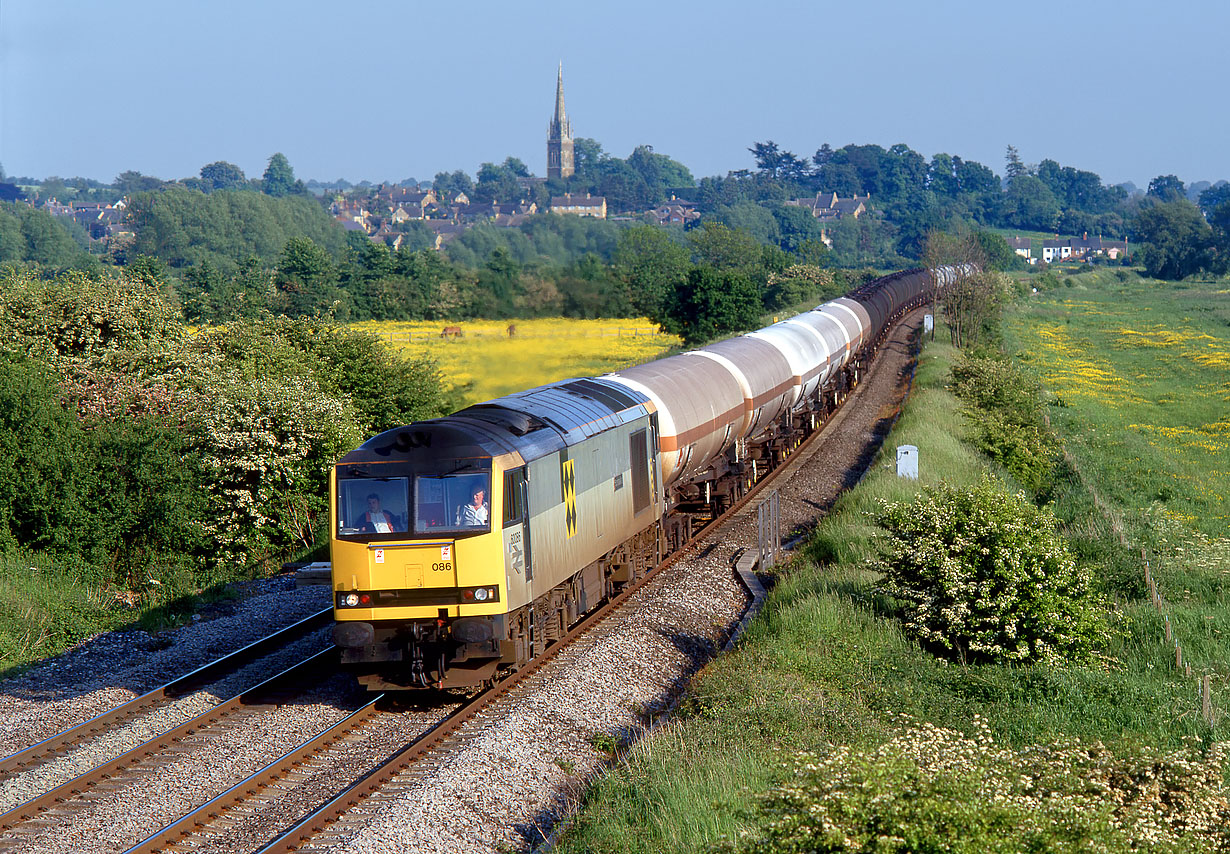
[{"left": 562, "top": 458, "right": 577, "bottom": 538}]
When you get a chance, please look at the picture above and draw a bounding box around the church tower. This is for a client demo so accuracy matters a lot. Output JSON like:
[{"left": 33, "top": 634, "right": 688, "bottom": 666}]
[{"left": 546, "top": 63, "right": 574, "bottom": 180}]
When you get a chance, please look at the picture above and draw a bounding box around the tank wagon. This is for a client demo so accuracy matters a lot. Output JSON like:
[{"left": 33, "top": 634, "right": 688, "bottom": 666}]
[{"left": 330, "top": 265, "right": 963, "bottom": 689}]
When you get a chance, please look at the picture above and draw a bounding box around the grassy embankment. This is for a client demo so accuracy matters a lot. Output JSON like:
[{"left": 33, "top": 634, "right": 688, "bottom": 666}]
[
  {"left": 554, "top": 270, "right": 1230, "bottom": 853},
  {"left": 349, "top": 317, "right": 680, "bottom": 407}
]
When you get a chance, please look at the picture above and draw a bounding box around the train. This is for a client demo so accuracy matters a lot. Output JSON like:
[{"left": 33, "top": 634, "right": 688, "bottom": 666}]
[{"left": 329, "top": 265, "right": 967, "bottom": 690}]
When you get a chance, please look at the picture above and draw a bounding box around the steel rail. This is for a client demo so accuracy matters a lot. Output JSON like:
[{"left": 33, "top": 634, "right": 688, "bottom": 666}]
[
  {"left": 120, "top": 694, "right": 387, "bottom": 854},
  {"left": 0, "top": 607, "right": 333, "bottom": 780},
  {"left": 0, "top": 647, "right": 337, "bottom": 832}
]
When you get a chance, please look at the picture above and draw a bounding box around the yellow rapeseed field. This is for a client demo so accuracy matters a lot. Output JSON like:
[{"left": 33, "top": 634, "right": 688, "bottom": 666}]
[{"left": 350, "top": 317, "right": 681, "bottom": 405}]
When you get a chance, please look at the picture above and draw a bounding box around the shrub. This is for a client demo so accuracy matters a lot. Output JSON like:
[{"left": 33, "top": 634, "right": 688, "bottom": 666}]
[
  {"left": 949, "top": 353, "right": 1059, "bottom": 497},
  {"left": 873, "top": 479, "right": 1106, "bottom": 665},
  {"left": 736, "top": 719, "right": 1230, "bottom": 854}
]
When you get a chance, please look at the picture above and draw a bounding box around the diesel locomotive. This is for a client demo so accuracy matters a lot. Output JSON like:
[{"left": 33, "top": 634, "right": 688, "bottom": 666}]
[{"left": 330, "top": 265, "right": 966, "bottom": 689}]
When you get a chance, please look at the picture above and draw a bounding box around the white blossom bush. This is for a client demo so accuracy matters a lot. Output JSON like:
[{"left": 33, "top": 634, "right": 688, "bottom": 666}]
[
  {"left": 873, "top": 478, "right": 1107, "bottom": 665},
  {"left": 736, "top": 719, "right": 1230, "bottom": 853},
  {"left": 186, "top": 368, "right": 362, "bottom": 573}
]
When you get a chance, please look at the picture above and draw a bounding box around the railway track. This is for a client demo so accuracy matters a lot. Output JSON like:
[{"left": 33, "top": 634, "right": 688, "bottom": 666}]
[{"left": 0, "top": 609, "right": 334, "bottom": 849}]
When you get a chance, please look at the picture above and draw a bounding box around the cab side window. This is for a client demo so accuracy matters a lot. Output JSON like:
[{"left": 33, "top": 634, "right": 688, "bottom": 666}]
[{"left": 503, "top": 468, "right": 526, "bottom": 527}]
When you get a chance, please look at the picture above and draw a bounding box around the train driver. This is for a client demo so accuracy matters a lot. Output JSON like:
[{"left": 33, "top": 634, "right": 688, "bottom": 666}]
[
  {"left": 456, "top": 485, "right": 489, "bottom": 527},
  {"left": 358, "top": 494, "right": 400, "bottom": 533}
]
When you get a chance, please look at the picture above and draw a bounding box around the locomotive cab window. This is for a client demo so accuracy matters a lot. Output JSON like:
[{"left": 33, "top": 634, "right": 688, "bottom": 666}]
[
  {"left": 337, "top": 477, "right": 409, "bottom": 537},
  {"left": 414, "top": 473, "right": 491, "bottom": 534},
  {"left": 503, "top": 468, "right": 526, "bottom": 527}
]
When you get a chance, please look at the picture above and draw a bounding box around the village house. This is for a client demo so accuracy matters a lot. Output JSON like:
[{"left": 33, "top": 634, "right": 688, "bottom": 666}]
[
  {"left": 648, "top": 195, "right": 700, "bottom": 227},
  {"left": 1041, "top": 235, "right": 1129, "bottom": 263},
  {"left": 784, "top": 191, "right": 870, "bottom": 221},
  {"left": 43, "top": 199, "right": 130, "bottom": 243},
  {"left": 1006, "top": 236, "right": 1034, "bottom": 264},
  {"left": 550, "top": 192, "right": 607, "bottom": 218}
]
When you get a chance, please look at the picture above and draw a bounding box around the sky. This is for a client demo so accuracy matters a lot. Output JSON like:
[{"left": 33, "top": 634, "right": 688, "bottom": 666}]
[{"left": 1, "top": 0, "right": 1225, "bottom": 189}]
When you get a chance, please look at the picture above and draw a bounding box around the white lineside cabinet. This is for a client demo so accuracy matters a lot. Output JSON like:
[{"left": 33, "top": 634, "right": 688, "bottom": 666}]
[
  {"left": 923, "top": 314, "right": 934, "bottom": 334},
  {"left": 896, "top": 445, "right": 918, "bottom": 480}
]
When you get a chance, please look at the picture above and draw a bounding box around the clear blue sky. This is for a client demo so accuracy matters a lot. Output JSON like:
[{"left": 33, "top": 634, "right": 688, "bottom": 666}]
[{"left": 1, "top": 0, "right": 1224, "bottom": 189}]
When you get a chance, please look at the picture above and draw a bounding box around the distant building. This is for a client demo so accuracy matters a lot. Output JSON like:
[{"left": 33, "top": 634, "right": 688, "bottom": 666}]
[
  {"left": 546, "top": 63, "right": 575, "bottom": 179},
  {"left": 1041, "top": 235, "right": 1128, "bottom": 263},
  {"left": 648, "top": 196, "right": 700, "bottom": 226},
  {"left": 784, "top": 191, "right": 869, "bottom": 221},
  {"left": 1006, "top": 236, "right": 1034, "bottom": 263},
  {"left": 551, "top": 192, "right": 606, "bottom": 218}
]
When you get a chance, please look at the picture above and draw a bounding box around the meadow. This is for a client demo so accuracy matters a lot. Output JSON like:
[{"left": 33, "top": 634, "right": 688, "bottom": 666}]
[
  {"left": 348, "top": 317, "right": 681, "bottom": 406},
  {"left": 1004, "top": 273, "right": 1230, "bottom": 535}
]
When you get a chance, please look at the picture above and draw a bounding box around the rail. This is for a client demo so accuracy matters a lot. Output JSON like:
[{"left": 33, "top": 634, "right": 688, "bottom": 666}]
[{"left": 0, "top": 607, "right": 333, "bottom": 779}]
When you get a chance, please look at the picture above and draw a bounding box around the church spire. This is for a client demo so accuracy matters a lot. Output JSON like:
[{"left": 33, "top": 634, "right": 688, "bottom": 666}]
[
  {"left": 554, "top": 62, "right": 567, "bottom": 130},
  {"left": 547, "top": 62, "right": 574, "bottom": 179}
]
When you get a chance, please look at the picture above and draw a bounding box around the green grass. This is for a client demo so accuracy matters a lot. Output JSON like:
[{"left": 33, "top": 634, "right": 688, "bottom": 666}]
[
  {"left": 554, "top": 285, "right": 1230, "bottom": 854},
  {"left": 0, "top": 549, "right": 249, "bottom": 677}
]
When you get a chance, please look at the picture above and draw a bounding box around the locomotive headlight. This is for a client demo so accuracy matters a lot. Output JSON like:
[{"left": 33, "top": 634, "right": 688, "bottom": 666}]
[
  {"left": 474, "top": 587, "right": 489, "bottom": 601},
  {"left": 343, "top": 593, "right": 359, "bottom": 607}
]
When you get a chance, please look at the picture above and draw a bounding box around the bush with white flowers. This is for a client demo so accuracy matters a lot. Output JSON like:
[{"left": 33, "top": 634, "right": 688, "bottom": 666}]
[{"left": 874, "top": 478, "right": 1106, "bottom": 665}]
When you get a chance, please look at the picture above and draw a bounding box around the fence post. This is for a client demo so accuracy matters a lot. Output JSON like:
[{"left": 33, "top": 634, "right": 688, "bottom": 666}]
[
  {"left": 757, "top": 490, "right": 781, "bottom": 571},
  {"left": 1202, "top": 675, "right": 1213, "bottom": 724}
]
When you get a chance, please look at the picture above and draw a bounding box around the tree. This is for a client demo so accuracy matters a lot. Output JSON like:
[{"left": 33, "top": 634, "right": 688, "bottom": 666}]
[
  {"left": 1000, "top": 175, "right": 1060, "bottom": 232},
  {"left": 1134, "top": 199, "right": 1213, "bottom": 279},
  {"left": 660, "top": 266, "right": 763, "bottom": 345},
  {"left": 502, "top": 156, "right": 530, "bottom": 178},
  {"left": 262, "top": 152, "right": 300, "bottom": 197},
  {"left": 1198, "top": 182, "right": 1230, "bottom": 214},
  {"left": 472, "top": 161, "right": 523, "bottom": 204},
  {"left": 273, "top": 236, "right": 344, "bottom": 316},
  {"left": 1004, "top": 144, "right": 1026, "bottom": 182},
  {"left": 432, "top": 170, "right": 474, "bottom": 201},
  {"left": 1147, "top": 174, "right": 1186, "bottom": 203},
  {"left": 771, "top": 204, "right": 829, "bottom": 255},
  {"left": 200, "top": 161, "right": 247, "bottom": 192},
  {"left": 615, "top": 225, "right": 691, "bottom": 317},
  {"left": 571, "top": 137, "right": 606, "bottom": 178},
  {"left": 875, "top": 478, "right": 1104, "bottom": 665},
  {"left": 687, "top": 221, "right": 765, "bottom": 274},
  {"left": 114, "top": 170, "right": 164, "bottom": 195}
]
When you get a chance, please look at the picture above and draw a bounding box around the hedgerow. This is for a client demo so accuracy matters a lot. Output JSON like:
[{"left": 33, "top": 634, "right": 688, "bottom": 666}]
[
  {"left": 949, "top": 352, "right": 1059, "bottom": 497},
  {"left": 0, "top": 266, "right": 448, "bottom": 586}
]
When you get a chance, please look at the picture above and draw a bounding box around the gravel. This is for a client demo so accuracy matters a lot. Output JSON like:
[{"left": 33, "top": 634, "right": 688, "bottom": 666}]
[{"left": 0, "top": 576, "right": 331, "bottom": 758}]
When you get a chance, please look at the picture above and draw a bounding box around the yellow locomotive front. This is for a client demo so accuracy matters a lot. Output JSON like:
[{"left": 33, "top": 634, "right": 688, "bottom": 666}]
[{"left": 330, "top": 422, "right": 521, "bottom": 689}]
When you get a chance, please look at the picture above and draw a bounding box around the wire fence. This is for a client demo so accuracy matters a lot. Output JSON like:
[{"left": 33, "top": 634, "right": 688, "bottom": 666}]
[
  {"left": 373, "top": 326, "right": 662, "bottom": 345},
  {"left": 1143, "top": 549, "right": 1218, "bottom": 725}
]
